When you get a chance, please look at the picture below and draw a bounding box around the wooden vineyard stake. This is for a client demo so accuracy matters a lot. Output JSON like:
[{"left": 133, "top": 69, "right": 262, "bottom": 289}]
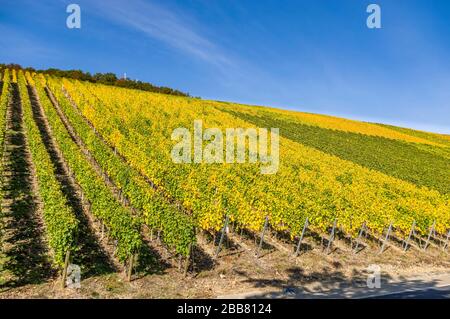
[
  {"left": 184, "top": 243, "right": 192, "bottom": 276},
  {"left": 294, "top": 217, "right": 309, "bottom": 257},
  {"left": 443, "top": 230, "right": 450, "bottom": 251},
  {"left": 402, "top": 220, "right": 416, "bottom": 252},
  {"left": 191, "top": 245, "right": 195, "bottom": 273},
  {"left": 113, "top": 240, "right": 118, "bottom": 255},
  {"left": 101, "top": 222, "right": 105, "bottom": 239},
  {"left": 379, "top": 223, "right": 393, "bottom": 254},
  {"left": 423, "top": 220, "right": 436, "bottom": 251},
  {"left": 214, "top": 215, "right": 229, "bottom": 259},
  {"left": 61, "top": 250, "right": 71, "bottom": 288},
  {"left": 256, "top": 216, "right": 269, "bottom": 258},
  {"left": 326, "top": 219, "right": 337, "bottom": 255},
  {"left": 353, "top": 222, "right": 367, "bottom": 254},
  {"left": 127, "top": 254, "right": 134, "bottom": 282}
]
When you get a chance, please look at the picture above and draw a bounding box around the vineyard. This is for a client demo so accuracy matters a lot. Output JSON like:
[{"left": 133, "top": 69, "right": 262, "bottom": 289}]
[{"left": 0, "top": 68, "right": 449, "bottom": 296}]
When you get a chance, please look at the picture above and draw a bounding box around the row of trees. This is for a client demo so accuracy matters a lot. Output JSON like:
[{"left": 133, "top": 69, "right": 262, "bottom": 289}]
[{"left": 0, "top": 63, "right": 190, "bottom": 97}]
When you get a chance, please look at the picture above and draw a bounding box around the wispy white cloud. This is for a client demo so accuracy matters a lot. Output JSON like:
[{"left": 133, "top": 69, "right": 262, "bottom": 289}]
[
  {"left": 86, "top": 0, "right": 283, "bottom": 93},
  {"left": 89, "top": 0, "right": 234, "bottom": 70}
]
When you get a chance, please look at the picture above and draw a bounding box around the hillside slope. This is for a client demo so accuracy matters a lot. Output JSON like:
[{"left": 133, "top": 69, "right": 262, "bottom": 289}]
[
  {"left": 47, "top": 76, "right": 449, "bottom": 239},
  {"left": 1, "top": 69, "right": 449, "bottom": 298}
]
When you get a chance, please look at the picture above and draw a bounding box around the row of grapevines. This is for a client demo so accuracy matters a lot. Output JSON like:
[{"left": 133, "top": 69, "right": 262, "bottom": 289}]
[
  {"left": 59, "top": 77, "right": 450, "bottom": 240},
  {"left": 44, "top": 75, "right": 195, "bottom": 256},
  {"left": 226, "top": 101, "right": 443, "bottom": 147},
  {"left": 18, "top": 71, "right": 79, "bottom": 267},
  {"left": 59, "top": 79, "right": 419, "bottom": 238},
  {"left": 0, "top": 70, "right": 10, "bottom": 258},
  {"left": 223, "top": 109, "right": 450, "bottom": 195},
  {"left": 27, "top": 73, "right": 142, "bottom": 262},
  {"left": 0, "top": 69, "right": 10, "bottom": 154},
  {"left": 376, "top": 123, "right": 450, "bottom": 149},
  {"left": 11, "top": 69, "right": 17, "bottom": 83},
  {"left": 57, "top": 79, "right": 355, "bottom": 236},
  {"left": 58, "top": 78, "right": 261, "bottom": 233}
]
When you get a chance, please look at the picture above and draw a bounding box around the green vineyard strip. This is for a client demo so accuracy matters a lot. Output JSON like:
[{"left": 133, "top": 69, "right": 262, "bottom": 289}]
[
  {"left": 29, "top": 73, "right": 143, "bottom": 262},
  {"left": 45, "top": 75, "right": 196, "bottom": 256},
  {"left": 18, "top": 71, "right": 79, "bottom": 267},
  {"left": 223, "top": 109, "right": 450, "bottom": 195},
  {"left": 374, "top": 123, "right": 450, "bottom": 160},
  {"left": 375, "top": 123, "right": 450, "bottom": 149}
]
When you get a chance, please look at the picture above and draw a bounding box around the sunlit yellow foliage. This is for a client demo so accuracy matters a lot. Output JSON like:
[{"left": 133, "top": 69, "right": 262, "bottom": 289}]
[
  {"left": 50, "top": 77, "right": 450, "bottom": 240},
  {"left": 11, "top": 69, "right": 17, "bottom": 83},
  {"left": 218, "top": 103, "right": 446, "bottom": 147},
  {"left": 25, "top": 72, "right": 35, "bottom": 86}
]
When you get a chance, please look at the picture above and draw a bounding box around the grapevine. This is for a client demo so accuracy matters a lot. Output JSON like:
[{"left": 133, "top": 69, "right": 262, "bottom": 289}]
[
  {"left": 58, "top": 78, "right": 450, "bottom": 241},
  {"left": 44, "top": 75, "right": 196, "bottom": 256},
  {"left": 28, "top": 73, "right": 143, "bottom": 262},
  {"left": 18, "top": 71, "right": 79, "bottom": 267}
]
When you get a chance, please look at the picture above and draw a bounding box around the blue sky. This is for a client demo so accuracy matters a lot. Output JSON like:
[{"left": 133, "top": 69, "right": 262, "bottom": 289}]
[{"left": 1, "top": 0, "right": 449, "bottom": 134}]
